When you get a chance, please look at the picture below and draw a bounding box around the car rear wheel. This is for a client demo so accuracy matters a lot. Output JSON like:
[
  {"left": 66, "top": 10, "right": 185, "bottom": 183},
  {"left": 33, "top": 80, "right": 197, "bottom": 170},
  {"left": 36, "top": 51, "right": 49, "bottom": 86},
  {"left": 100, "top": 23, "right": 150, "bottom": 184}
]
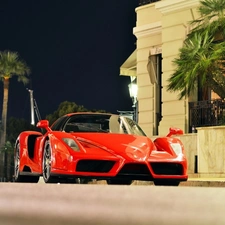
[
  {"left": 154, "top": 180, "right": 180, "bottom": 186},
  {"left": 14, "top": 144, "right": 39, "bottom": 183},
  {"left": 107, "top": 179, "right": 133, "bottom": 185},
  {"left": 42, "top": 140, "right": 58, "bottom": 183}
]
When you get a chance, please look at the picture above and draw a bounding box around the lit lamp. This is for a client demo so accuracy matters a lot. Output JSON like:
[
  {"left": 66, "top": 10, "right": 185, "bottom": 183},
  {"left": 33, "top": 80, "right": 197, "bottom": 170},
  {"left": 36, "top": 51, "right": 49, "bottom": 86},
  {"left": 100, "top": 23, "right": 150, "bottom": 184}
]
[{"left": 128, "top": 82, "right": 138, "bottom": 122}]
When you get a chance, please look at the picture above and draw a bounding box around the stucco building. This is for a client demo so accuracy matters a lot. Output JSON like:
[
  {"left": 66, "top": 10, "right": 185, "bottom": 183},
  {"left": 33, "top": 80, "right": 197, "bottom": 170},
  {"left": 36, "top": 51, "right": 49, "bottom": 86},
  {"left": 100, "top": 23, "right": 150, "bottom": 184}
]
[{"left": 120, "top": 0, "right": 201, "bottom": 137}]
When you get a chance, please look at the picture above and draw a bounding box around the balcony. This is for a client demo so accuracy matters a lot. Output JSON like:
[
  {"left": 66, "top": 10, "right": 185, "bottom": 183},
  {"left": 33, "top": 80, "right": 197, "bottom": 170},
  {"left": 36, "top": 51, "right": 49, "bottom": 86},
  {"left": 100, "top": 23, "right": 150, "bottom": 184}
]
[
  {"left": 139, "top": 0, "right": 161, "bottom": 6},
  {"left": 189, "top": 99, "right": 225, "bottom": 132}
]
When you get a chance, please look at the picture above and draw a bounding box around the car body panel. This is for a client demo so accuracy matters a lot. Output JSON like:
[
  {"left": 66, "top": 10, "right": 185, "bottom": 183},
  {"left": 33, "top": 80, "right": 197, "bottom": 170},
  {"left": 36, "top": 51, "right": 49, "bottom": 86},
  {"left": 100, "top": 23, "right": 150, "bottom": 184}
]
[{"left": 14, "top": 112, "right": 188, "bottom": 183}]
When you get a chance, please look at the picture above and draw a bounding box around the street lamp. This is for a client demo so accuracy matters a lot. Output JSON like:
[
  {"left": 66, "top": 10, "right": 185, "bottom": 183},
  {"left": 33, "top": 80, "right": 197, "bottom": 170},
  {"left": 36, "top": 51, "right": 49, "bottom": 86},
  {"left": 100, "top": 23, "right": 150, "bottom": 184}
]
[{"left": 128, "top": 82, "right": 138, "bottom": 122}]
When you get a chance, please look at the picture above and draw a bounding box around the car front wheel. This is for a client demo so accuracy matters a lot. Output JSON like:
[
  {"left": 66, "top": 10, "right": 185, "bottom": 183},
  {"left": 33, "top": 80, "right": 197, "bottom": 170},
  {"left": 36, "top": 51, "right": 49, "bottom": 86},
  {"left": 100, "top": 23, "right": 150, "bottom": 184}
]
[{"left": 42, "top": 140, "right": 58, "bottom": 183}]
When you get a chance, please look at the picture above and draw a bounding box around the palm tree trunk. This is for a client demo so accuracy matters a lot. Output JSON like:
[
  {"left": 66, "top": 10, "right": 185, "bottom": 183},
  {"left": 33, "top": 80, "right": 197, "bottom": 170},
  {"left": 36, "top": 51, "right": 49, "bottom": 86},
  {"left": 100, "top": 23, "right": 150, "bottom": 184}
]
[{"left": 0, "top": 78, "right": 9, "bottom": 149}]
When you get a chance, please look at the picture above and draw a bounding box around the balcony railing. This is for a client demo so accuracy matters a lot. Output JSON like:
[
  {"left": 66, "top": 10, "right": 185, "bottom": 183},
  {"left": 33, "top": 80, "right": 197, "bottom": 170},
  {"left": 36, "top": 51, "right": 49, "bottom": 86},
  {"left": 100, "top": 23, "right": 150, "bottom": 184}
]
[
  {"left": 139, "top": 0, "right": 161, "bottom": 6},
  {"left": 189, "top": 99, "right": 225, "bottom": 132}
]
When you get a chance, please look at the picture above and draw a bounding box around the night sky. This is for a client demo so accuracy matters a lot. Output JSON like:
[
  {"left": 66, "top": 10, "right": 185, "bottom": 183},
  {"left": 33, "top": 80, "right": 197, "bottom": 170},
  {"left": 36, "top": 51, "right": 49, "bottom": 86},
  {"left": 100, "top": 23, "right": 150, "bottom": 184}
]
[{"left": 0, "top": 0, "right": 138, "bottom": 121}]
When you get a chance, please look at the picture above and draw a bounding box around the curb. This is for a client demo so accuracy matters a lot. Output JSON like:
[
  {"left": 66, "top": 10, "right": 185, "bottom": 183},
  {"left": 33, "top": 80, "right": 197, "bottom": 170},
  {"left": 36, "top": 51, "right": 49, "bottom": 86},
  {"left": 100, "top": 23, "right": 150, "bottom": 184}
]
[{"left": 180, "top": 180, "right": 225, "bottom": 187}]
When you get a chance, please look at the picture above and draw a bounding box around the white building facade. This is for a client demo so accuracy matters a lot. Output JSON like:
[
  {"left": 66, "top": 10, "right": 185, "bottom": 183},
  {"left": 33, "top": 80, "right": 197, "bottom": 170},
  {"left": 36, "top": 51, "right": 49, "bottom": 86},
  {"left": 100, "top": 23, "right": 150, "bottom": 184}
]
[{"left": 120, "top": 0, "right": 200, "bottom": 137}]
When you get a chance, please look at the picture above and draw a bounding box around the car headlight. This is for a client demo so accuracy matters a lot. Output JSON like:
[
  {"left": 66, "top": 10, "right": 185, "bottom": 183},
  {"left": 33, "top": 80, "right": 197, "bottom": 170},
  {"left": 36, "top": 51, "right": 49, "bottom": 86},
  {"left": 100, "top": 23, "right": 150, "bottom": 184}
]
[
  {"left": 62, "top": 138, "right": 80, "bottom": 152},
  {"left": 170, "top": 143, "right": 182, "bottom": 155}
]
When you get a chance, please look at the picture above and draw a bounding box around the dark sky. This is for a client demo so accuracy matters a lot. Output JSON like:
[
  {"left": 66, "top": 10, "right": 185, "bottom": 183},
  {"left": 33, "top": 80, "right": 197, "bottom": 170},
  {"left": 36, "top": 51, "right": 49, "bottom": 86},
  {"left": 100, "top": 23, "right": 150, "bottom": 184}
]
[{"left": 0, "top": 0, "right": 138, "bottom": 121}]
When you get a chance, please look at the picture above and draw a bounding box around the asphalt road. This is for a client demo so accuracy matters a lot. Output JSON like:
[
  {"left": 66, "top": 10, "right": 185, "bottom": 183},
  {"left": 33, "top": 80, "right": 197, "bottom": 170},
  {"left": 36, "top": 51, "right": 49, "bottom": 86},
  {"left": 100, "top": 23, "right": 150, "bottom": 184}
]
[{"left": 1, "top": 183, "right": 225, "bottom": 225}]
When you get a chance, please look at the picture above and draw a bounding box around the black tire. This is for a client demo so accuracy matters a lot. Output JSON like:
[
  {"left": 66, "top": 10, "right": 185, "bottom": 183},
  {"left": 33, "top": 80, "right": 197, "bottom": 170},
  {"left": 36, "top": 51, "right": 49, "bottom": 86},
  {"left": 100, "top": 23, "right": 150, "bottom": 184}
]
[
  {"left": 107, "top": 179, "right": 133, "bottom": 185},
  {"left": 42, "top": 140, "right": 58, "bottom": 183},
  {"left": 154, "top": 180, "right": 180, "bottom": 186},
  {"left": 76, "top": 178, "right": 92, "bottom": 184},
  {"left": 14, "top": 144, "right": 39, "bottom": 183}
]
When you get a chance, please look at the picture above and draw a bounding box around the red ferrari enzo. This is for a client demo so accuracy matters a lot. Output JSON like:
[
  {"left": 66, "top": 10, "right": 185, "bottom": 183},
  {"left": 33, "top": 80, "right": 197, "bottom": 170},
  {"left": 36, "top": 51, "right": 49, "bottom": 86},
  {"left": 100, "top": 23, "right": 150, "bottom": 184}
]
[{"left": 14, "top": 112, "right": 188, "bottom": 185}]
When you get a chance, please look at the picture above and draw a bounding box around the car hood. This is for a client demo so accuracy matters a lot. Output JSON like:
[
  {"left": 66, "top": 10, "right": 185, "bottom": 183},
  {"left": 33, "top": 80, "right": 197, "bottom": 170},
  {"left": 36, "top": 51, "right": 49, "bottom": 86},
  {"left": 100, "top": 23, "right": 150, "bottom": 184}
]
[{"left": 72, "top": 133, "right": 156, "bottom": 161}]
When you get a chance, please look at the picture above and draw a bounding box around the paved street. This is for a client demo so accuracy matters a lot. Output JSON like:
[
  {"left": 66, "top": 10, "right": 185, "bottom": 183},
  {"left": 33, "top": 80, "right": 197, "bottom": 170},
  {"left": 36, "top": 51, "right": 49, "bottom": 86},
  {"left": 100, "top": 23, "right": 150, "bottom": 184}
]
[
  {"left": 1, "top": 182, "right": 225, "bottom": 225},
  {"left": 85, "top": 177, "right": 225, "bottom": 187}
]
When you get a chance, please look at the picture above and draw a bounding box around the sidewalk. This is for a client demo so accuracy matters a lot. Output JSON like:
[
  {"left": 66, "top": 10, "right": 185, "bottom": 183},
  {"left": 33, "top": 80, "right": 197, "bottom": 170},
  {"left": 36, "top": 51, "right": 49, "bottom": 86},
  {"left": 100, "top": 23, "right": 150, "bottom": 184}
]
[{"left": 180, "top": 177, "right": 225, "bottom": 187}]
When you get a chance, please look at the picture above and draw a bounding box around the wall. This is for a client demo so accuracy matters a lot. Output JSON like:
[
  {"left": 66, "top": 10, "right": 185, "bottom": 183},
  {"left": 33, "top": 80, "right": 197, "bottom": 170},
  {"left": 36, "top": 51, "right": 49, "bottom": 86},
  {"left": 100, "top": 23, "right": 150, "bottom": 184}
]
[
  {"left": 168, "top": 126, "right": 225, "bottom": 178},
  {"left": 179, "top": 133, "right": 197, "bottom": 175},
  {"left": 134, "top": 0, "right": 200, "bottom": 136},
  {"left": 157, "top": 0, "right": 200, "bottom": 135},
  {"left": 197, "top": 126, "right": 225, "bottom": 178},
  {"left": 134, "top": 4, "right": 162, "bottom": 137}
]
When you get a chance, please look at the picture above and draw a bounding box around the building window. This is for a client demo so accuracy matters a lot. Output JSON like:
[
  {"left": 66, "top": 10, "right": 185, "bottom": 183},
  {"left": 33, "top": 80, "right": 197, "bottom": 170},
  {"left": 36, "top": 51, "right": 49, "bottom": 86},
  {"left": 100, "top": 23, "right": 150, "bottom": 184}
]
[{"left": 147, "top": 53, "right": 162, "bottom": 135}]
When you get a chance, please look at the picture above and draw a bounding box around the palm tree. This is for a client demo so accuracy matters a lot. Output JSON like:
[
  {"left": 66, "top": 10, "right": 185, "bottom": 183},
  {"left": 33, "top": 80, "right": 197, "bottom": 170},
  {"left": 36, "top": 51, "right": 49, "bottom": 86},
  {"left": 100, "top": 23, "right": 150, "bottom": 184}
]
[
  {"left": 0, "top": 51, "right": 30, "bottom": 149},
  {"left": 191, "top": 0, "right": 225, "bottom": 38},
  {"left": 167, "top": 0, "right": 225, "bottom": 100},
  {"left": 167, "top": 31, "right": 225, "bottom": 99}
]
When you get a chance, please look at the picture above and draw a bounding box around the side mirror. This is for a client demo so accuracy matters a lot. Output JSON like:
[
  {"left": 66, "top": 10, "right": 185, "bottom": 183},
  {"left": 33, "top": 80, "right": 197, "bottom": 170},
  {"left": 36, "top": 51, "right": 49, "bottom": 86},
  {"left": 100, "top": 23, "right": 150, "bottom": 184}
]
[
  {"left": 36, "top": 120, "right": 51, "bottom": 131},
  {"left": 167, "top": 127, "right": 183, "bottom": 137}
]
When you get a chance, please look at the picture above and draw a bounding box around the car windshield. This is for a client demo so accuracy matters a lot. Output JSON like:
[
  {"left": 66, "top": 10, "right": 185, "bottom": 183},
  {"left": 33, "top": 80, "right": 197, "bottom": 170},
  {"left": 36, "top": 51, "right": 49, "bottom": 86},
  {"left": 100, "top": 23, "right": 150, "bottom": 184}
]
[{"left": 59, "top": 114, "right": 146, "bottom": 136}]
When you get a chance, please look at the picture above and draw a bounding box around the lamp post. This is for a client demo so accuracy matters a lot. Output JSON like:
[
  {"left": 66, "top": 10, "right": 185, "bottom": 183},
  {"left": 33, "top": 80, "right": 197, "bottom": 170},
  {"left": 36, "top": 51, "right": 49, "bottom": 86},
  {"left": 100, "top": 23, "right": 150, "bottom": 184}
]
[{"left": 128, "top": 82, "right": 138, "bottom": 122}]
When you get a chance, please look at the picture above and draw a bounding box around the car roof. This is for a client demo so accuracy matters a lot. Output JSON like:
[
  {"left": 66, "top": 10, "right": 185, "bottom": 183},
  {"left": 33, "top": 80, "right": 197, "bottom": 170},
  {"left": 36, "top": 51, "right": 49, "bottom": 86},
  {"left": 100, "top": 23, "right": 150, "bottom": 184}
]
[{"left": 66, "top": 112, "right": 119, "bottom": 117}]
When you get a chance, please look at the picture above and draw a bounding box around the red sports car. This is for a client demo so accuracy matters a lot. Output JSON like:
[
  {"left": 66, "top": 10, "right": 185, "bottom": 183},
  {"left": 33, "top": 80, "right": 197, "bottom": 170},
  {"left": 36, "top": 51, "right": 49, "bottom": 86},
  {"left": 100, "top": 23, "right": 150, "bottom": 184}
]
[{"left": 14, "top": 112, "right": 188, "bottom": 185}]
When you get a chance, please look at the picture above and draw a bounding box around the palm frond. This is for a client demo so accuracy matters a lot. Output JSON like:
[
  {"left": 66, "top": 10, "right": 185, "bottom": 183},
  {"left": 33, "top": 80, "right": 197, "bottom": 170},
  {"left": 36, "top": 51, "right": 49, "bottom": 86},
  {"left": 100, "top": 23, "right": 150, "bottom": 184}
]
[
  {"left": 167, "top": 28, "right": 225, "bottom": 99},
  {"left": 0, "top": 50, "right": 30, "bottom": 84}
]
